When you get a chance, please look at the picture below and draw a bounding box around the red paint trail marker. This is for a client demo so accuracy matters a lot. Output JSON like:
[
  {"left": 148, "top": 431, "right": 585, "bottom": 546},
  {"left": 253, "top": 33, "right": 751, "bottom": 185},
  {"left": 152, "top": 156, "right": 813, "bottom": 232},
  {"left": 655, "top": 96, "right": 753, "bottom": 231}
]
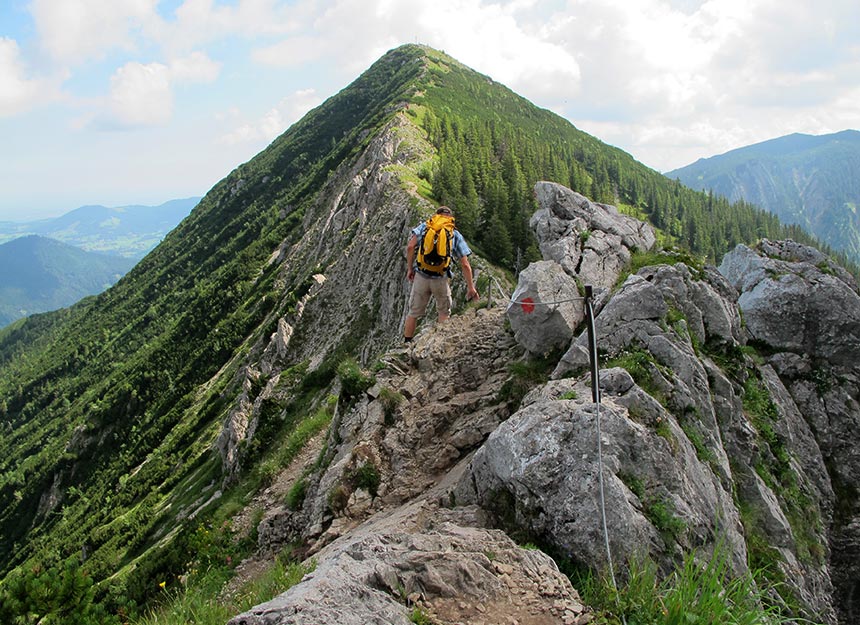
[{"left": 521, "top": 297, "right": 535, "bottom": 314}]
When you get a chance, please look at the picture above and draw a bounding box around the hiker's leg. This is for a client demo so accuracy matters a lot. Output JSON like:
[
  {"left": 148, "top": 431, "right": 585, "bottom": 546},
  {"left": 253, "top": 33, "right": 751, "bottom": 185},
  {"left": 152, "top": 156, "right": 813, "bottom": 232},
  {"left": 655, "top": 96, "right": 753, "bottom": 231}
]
[
  {"left": 430, "top": 278, "right": 452, "bottom": 322},
  {"left": 404, "top": 315, "right": 418, "bottom": 340},
  {"left": 405, "top": 274, "right": 431, "bottom": 339}
]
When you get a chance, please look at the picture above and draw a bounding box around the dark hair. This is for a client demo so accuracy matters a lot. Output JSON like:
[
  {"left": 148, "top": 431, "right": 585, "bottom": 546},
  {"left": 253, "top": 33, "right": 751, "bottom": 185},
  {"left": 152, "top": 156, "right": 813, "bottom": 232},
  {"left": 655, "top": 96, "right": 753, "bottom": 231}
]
[{"left": 436, "top": 206, "right": 453, "bottom": 216}]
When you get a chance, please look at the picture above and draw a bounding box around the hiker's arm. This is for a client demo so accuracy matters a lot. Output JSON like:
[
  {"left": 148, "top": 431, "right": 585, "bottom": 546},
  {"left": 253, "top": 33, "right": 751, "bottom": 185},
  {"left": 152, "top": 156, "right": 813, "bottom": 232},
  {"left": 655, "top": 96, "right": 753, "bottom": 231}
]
[
  {"left": 405, "top": 234, "right": 417, "bottom": 282},
  {"left": 459, "top": 255, "right": 479, "bottom": 301}
]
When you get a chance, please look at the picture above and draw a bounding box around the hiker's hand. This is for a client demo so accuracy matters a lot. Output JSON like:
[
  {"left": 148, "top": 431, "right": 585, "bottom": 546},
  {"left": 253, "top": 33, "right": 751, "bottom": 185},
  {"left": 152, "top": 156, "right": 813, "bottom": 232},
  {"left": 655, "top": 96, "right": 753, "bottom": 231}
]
[
  {"left": 407, "top": 267, "right": 415, "bottom": 282},
  {"left": 467, "top": 286, "right": 479, "bottom": 302}
]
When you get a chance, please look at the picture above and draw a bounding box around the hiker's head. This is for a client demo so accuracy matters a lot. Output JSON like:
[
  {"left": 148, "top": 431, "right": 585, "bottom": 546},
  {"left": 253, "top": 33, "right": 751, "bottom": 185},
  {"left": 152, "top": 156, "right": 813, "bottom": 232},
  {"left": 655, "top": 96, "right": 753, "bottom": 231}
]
[{"left": 437, "top": 206, "right": 453, "bottom": 216}]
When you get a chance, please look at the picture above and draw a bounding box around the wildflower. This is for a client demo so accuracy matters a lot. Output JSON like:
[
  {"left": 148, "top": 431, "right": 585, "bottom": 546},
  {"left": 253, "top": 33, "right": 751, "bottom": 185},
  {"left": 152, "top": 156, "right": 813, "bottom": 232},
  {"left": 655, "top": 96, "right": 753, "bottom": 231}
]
[{"left": 159, "top": 581, "right": 166, "bottom": 590}]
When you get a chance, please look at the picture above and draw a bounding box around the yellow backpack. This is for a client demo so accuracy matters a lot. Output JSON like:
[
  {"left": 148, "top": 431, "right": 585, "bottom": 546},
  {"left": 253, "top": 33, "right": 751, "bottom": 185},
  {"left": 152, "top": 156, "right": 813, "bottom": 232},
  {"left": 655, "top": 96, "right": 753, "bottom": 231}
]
[{"left": 416, "top": 214, "right": 455, "bottom": 274}]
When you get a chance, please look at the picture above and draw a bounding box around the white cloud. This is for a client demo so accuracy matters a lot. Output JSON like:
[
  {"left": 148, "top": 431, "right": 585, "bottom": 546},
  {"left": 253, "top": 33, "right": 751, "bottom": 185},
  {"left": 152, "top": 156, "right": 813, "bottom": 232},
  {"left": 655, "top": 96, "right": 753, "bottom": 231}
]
[
  {"left": 0, "top": 38, "right": 46, "bottom": 117},
  {"left": 106, "top": 61, "right": 173, "bottom": 127},
  {"left": 99, "top": 51, "right": 221, "bottom": 128},
  {"left": 168, "top": 51, "right": 222, "bottom": 83},
  {"left": 532, "top": 0, "right": 860, "bottom": 170},
  {"left": 158, "top": 0, "right": 304, "bottom": 55},
  {"left": 251, "top": 0, "right": 582, "bottom": 104},
  {"left": 253, "top": 35, "right": 326, "bottom": 68},
  {"left": 218, "top": 88, "right": 322, "bottom": 145},
  {"left": 31, "top": 0, "right": 160, "bottom": 64}
]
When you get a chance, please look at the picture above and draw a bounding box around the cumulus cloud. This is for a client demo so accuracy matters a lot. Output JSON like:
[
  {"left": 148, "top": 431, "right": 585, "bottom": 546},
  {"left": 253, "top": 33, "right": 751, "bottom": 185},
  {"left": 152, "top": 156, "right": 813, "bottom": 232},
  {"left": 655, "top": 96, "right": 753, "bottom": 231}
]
[
  {"left": 100, "top": 51, "right": 221, "bottom": 128},
  {"left": 157, "top": 0, "right": 304, "bottom": 55},
  {"left": 168, "top": 51, "right": 222, "bottom": 83},
  {"left": 105, "top": 61, "right": 173, "bottom": 127},
  {"left": 31, "top": 0, "right": 159, "bottom": 64},
  {"left": 0, "top": 38, "right": 46, "bottom": 117},
  {"left": 252, "top": 0, "right": 582, "bottom": 103},
  {"left": 536, "top": 0, "right": 860, "bottom": 170},
  {"left": 218, "top": 88, "right": 322, "bottom": 145}
]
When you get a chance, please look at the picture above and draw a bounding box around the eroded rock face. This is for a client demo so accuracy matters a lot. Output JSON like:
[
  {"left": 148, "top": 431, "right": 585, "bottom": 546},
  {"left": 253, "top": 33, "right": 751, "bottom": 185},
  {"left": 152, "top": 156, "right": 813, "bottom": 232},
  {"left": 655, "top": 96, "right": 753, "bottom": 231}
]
[
  {"left": 454, "top": 371, "right": 747, "bottom": 575},
  {"left": 465, "top": 258, "right": 840, "bottom": 622},
  {"left": 719, "top": 240, "right": 860, "bottom": 370},
  {"left": 530, "top": 181, "right": 656, "bottom": 288},
  {"left": 229, "top": 520, "right": 590, "bottom": 625},
  {"left": 508, "top": 260, "right": 583, "bottom": 355},
  {"left": 257, "top": 306, "right": 519, "bottom": 556},
  {"left": 720, "top": 240, "right": 860, "bottom": 624}
]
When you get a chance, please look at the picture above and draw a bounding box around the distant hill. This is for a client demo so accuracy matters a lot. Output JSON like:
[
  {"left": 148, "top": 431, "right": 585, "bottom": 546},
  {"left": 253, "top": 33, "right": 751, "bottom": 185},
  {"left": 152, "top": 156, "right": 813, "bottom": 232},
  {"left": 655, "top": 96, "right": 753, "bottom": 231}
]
[
  {"left": 0, "top": 235, "right": 135, "bottom": 327},
  {"left": 0, "top": 197, "right": 200, "bottom": 258},
  {"left": 667, "top": 130, "right": 860, "bottom": 263}
]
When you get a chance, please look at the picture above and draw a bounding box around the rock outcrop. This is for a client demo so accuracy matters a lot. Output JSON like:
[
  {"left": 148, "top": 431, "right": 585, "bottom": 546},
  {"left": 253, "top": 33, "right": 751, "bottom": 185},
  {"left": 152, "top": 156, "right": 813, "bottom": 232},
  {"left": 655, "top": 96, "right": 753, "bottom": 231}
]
[
  {"left": 721, "top": 239, "right": 860, "bottom": 624},
  {"left": 231, "top": 512, "right": 589, "bottom": 625},
  {"left": 507, "top": 181, "right": 656, "bottom": 355},
  {"left": 230, "top": 306, "right": 593, "bottom": 624},
  {"left": 530, "top": 181, "right": 656, "bottom": 287}
]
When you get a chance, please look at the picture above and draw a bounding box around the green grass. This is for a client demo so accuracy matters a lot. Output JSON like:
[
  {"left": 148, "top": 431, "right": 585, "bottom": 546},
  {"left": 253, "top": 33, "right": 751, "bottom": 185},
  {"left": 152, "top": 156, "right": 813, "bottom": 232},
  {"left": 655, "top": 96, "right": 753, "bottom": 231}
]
[
  {"left": 603, "top": 347, "right": 669, "bottom": 407},
  {"left": 132, "top": 555, "right": 314, "bottom": 625},
  {"left": 573, "top": 545, "right": 815, "bottom": 625},
  {"left": 336, "top": 358, "right": 376, "bottom": 400},
  {"left": 614, "top": 248, "right": 706, "bottom": 289},
  {"left": 498, "top": 351, "right": 561, "bottom": 410},
  {"left": 253, "top": 394, "right": 336, "bottom": 486},
  {"left": 410, "top": 605, "right": 435, "bottom": 624}
]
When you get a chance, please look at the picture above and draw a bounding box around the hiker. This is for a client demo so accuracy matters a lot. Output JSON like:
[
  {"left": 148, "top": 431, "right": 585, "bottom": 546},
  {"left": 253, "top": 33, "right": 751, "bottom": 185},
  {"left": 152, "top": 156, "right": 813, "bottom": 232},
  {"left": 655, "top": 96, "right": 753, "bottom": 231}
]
[{"left": 403, "top": 206, "right": 479, "bottom": 342}]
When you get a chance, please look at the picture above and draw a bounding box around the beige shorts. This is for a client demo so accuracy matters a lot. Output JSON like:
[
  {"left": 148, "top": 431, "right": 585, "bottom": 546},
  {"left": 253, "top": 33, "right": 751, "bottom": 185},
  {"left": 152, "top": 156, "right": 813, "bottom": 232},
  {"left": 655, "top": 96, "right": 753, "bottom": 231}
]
[{"left": 409, "top": 271, "right": 452, "bottom": 318}]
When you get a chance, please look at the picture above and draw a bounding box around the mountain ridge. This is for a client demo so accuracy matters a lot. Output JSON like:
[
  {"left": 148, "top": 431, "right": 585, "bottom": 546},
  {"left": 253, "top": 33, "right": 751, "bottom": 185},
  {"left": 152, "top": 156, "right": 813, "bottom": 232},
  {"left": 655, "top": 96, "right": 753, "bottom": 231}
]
[
  {"left": 0, "top": 197, "right": 200, "bottom": 258},
  {"left": 667, "top": 130, "right": 860, "bottom": 263}
]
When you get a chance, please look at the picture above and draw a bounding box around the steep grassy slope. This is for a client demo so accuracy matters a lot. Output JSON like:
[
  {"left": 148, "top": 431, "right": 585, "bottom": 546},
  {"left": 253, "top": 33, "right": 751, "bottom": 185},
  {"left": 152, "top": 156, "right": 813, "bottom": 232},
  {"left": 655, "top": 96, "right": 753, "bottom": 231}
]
[
  {"left": 0, "top": 44, "right": 425, "bottom": 602},
  {"left": 0, "top": 235, "right": 135, "bottom": 327},
  {"left": 668, "top": 130, "right": 860, "bottom": 264},
  {"left": 0, "top": 44, "right": 847, "bottom": 621}
]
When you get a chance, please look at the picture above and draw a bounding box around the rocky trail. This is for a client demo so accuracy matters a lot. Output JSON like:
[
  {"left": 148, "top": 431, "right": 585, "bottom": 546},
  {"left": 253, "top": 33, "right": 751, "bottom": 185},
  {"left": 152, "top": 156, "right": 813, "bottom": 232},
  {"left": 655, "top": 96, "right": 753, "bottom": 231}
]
[{"left": 225, "top": 304, "right": 594, "bottom": 624}]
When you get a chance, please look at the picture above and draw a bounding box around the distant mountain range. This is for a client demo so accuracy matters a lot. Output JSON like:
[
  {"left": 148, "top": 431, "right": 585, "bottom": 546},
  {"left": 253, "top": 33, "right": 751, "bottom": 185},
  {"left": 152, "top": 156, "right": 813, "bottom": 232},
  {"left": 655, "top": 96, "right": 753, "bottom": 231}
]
[
  {"left": 0, "top": 197, "right": 200, "bottom": 259},
  {"left": 667, "top": 130, "right": 860, "bottom": 263},
  {"left": 0, "top": 235, "right": 135, "bottom": 327}
]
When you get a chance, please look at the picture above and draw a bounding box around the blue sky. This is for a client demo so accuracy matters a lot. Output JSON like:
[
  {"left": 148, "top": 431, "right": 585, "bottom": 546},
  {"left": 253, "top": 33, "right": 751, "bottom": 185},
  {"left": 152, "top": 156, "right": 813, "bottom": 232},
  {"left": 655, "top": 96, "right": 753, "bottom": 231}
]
[{"left": 1, "top": 0, "right": 858, "bottom": 220}]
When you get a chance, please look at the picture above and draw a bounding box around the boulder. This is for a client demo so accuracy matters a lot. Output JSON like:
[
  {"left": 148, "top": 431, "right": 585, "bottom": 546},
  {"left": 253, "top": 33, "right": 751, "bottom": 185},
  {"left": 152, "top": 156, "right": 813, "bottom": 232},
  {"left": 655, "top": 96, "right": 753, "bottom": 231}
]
[
  {"left": 530, "top": 181, "right": 656, "bottom": 289},
  {"left": 719, "top": 240, "right": 860, "bottom": 371},
  {"left": 454, "top": 373, "right": 747, "bottom": 575},
  {"left": 229, "top": 520, "right": 590, "bottom": 625},
  {"left": 506, "top": 260, "right": 584, "bottom": 355},
  {"left": 506, "top": 181, "right": 656, "bottom": 355}
]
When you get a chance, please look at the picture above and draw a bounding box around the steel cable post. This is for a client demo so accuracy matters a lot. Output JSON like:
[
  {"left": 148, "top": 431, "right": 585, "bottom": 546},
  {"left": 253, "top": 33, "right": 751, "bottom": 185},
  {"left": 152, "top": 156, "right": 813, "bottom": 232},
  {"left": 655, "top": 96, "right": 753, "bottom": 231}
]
[{"left": 584, "top": 285, "right": 626, "bottom": 625}]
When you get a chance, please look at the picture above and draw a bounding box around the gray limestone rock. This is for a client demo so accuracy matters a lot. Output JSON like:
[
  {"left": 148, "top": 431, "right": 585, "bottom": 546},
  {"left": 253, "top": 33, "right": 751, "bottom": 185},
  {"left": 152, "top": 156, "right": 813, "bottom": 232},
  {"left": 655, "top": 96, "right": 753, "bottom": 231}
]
[
  {"left": 530, "top": 181, "right": 656, "bottom": 289},
  {"left": 508, "top": 181, "right": 656, "bottom": 355},
  {"left": 719, "top": 241, "right": 860, "bottom": 371},
  {"left": 506, "top": 260, "right": 584, "bottom": 355},
  {"left": 454, "top": 385, "right": 747, "bottom": 575},
  {"left": 229, "top": 521, "right": 589, "bottom": 625}
]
